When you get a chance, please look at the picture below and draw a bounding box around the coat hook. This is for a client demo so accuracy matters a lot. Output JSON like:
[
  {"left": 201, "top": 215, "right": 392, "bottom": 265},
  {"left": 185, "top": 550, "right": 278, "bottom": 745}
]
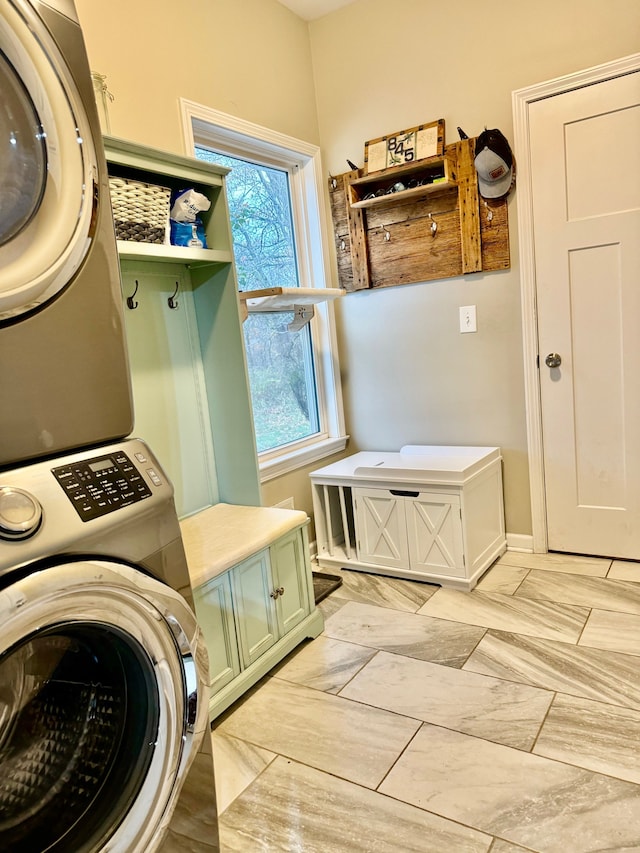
[
  {"left": 483, "top": 199, "right": 494, "bottom": 224},
  {"left": 380, "top": 224, "right": 391, "bottom": 241},
  {"left": 428, "top": 213, "right": 437, "bottom": 237},
  {"left": 168, "top": 281, "right": 180, "bottom": 310},
  {"left": 126, "top": 279, "right": 139, "bottom": 310}
]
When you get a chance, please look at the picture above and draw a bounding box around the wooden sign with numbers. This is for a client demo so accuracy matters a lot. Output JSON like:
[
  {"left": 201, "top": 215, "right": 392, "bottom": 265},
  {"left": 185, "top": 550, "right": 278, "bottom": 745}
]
[{"left": 364, "top": 119, "right": 445, "bottom": 175}]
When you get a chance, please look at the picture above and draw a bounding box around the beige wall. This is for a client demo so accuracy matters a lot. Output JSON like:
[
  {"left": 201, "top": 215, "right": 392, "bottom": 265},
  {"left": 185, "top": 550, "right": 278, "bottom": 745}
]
[
  {"left": 75, "top": 0, "right": 320, "bottom": 152},
  {"left": 310, "top": 0, "right": 640, "bottom": 536},
  {"left": 75, "top": 0, "right": 640, "bottom": 536}
]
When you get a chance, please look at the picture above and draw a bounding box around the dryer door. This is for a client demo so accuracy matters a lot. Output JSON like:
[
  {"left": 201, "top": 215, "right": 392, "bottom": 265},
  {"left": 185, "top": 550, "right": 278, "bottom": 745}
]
[
  {"left": 0, "top": 0, "right": 97, "bottom": 321},
  {"left": 0, "top": 559, "right": 210, "bottom": 853}
]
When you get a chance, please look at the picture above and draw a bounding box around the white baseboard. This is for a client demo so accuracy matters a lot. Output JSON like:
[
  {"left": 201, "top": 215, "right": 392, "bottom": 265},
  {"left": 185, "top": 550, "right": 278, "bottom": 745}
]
[{"left": 506, "top": 533, "right": 534, "bottom": 552}]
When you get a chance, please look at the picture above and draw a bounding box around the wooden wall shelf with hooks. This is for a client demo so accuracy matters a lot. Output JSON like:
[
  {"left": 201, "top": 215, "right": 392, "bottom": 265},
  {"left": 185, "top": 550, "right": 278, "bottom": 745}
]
[
  {"left": 348, "top": 155, "right": 452, "bottom": 210},
  {"left": 328, "top": 138, "right": 510, "bottom": 293}
]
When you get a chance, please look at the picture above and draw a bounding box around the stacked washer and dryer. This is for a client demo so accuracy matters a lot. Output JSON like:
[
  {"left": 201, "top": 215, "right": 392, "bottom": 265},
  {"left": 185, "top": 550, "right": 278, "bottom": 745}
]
[{"left": 0, "top": 1, "right": 219, "bottom": 850}]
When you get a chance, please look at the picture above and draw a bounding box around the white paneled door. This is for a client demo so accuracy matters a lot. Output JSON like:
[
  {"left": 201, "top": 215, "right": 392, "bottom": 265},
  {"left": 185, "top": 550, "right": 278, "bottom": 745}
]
[{"left": 530, "top": 69, "right": 640, "bottom": 557}]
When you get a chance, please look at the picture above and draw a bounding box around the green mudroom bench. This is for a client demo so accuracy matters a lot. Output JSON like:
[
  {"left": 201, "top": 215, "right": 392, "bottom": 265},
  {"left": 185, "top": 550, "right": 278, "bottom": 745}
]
[{"left": 180, "top": 503, "right": 324, "bottom": 721}]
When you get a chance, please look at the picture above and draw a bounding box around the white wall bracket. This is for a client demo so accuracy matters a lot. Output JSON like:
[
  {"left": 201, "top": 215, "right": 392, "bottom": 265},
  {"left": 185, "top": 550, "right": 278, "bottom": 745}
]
[{"left": 288, "top": 305, "right": 315, "bottom": 331}]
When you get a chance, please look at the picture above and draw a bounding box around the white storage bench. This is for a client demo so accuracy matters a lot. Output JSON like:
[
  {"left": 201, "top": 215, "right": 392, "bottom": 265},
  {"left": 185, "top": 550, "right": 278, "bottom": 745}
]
[
  {"left": 180, "top": 503, "right": 324, "bottom": 720},
  {"left": 310, "top": 446, "right": 506, "bottom": 591}
]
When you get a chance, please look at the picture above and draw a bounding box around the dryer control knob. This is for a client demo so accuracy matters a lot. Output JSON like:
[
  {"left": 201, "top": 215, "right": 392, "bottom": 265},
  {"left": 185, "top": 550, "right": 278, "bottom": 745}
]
[{"left": 0, "top": 487, "right": 42, "bottom": 539}]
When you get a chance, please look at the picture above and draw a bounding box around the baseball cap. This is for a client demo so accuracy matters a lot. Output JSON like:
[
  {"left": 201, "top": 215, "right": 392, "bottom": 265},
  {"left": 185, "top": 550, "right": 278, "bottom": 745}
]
[{"left": 474, "top": 129, "right": 514, "bottom": 199}]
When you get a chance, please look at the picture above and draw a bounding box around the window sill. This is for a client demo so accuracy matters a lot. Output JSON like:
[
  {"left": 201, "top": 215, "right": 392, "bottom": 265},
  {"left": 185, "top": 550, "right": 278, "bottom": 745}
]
[{"left": 259, "top": 435, "right": 349, "bottom": 483}]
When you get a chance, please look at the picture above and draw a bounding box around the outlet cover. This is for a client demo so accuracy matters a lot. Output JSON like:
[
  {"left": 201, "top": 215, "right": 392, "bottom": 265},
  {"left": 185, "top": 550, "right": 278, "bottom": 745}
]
[
  {"left": 459, "top": 305, "right": 477, "bottom": 333},
  {"left": 274, "top": 497, "right": 295, "bottom": 510}
]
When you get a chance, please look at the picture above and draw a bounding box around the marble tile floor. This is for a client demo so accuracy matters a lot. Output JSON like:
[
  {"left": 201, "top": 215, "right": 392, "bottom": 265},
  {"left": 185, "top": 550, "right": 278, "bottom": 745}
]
[{"left": 212, "top": 552, "right": 640, "bottom": 852}]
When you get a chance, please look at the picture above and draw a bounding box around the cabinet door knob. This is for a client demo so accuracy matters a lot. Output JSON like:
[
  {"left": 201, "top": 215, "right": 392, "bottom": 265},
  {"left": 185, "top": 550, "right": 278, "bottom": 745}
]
[{"left": 270, "top": 586, "right": 285, "bottom": 599}]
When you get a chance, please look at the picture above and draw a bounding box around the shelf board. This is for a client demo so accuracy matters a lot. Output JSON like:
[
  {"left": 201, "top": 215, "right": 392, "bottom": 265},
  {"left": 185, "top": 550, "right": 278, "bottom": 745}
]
[
  {"left": 350, "top": 178, "right": 454, "bottom": 210},
  {"left": 349, "top": 153, "right": 453, "bottom": 210},
  {"left": 350, "top": 155, "right": 446, "bottom": 187},
  {"left": 239, "top": 287, "right": 345, "bottom": 312},
  {"left": 116, "top": 241, "right": 233, "bottom": 267},
  {"left": 105, "top": 135, "right": 228, "bottom": 186}
]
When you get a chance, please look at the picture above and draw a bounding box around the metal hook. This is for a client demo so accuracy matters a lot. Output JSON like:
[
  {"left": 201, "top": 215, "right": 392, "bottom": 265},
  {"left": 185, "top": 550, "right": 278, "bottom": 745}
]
[
  {"left": 329, "top": 174, "right": 338, "bottom": 190},
  {"left": 483, "top": 200, "right": 494, "bottom": 224},
  {"left": 168, "top": 281, "right": 179, "bottom": 310},
  {"left": 339, "top": 238, "right": 346, "bottom": 252},
  {"left": 428, "top": 213, "right": 437, "bottom": 237},
  {"left": 380, "top": 224, "right": 391, "bottom": 242},
  {"left": 126, "top": 279, "right": 139, "bottom": 310}
]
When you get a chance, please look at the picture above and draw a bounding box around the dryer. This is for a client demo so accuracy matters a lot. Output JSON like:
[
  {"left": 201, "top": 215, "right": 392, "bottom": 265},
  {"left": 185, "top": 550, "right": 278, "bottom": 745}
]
[
  {"left": 0, "top": 0, "right": 133, "bottom": 466},
  {"left": 0, "top": 438, "right": 219, "bottom": 852}
]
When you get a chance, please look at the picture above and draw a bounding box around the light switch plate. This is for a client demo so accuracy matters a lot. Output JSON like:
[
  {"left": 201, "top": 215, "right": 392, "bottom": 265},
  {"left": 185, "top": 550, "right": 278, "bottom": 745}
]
[{"left": 459, "top": 305, "right": 477, "bottom": 333}]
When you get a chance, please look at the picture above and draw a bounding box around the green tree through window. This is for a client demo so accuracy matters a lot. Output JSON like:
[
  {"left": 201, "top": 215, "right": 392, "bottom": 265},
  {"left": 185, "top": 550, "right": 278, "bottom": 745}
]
[{"left": 196, "top": 148, "right": 319, "bottom": 453}]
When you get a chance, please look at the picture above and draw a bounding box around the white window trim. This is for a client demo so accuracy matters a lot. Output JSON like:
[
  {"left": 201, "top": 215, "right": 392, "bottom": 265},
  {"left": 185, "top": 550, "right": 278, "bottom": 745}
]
[{"left": 180, "top": 99, "right": 347, "bottom": 482}]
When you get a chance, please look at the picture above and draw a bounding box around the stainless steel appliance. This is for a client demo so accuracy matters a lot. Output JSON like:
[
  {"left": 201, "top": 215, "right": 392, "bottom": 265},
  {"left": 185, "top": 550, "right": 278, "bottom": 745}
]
[
  {"left": 0, "top": 0, "right": 133, "bottom": 466},
  {"left": 0, "top": 2, "right": 219, "bottom": 849},
  {"left": 0, "top": 438, "right": 219, "bottom": 851}
]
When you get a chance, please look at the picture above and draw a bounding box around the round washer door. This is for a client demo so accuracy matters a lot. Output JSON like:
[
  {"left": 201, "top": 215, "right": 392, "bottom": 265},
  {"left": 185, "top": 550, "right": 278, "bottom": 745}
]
[
  {"left": 0, "top": 559, "right": 210, "bottom": 853},
  {"left": 0, "top": 0, "right": 98, "bottom": 321}
]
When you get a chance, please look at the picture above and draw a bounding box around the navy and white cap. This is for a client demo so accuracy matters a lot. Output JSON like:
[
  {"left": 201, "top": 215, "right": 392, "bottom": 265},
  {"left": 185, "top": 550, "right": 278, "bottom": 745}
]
[{"left": 474, "top": 129, "right": 514, "bottom": 199}]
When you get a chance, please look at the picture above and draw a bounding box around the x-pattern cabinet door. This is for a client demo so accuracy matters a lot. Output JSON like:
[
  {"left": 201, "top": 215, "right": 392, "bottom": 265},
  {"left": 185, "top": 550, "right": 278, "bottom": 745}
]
[
  {"left": 407, "top": 494, "right": 465, "bottom": 577},
  {"left": 354, "top": 488, "right": 409, "bottom": 569},
  {"left": 354, "top": 487, "right": 466, "bottom": 577}
]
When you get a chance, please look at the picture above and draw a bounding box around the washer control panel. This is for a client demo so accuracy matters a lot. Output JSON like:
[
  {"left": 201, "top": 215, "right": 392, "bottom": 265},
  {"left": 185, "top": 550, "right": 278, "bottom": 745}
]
[{"left": 52, "top": 450, "right": 153, "bottom": 522}]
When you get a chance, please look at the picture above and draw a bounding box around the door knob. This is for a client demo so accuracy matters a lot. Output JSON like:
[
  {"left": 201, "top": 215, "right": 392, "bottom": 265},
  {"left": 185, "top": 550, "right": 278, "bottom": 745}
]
[{"left": 545, "top": 353, "right": 562, "bottom": 368}]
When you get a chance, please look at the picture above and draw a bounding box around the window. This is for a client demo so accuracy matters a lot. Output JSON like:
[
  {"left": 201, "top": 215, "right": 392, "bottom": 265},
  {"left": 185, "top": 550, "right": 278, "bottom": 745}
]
[
  {"left": 195, "top": 150, "right": 320, "bottom": 453},
  {"left": 181, "top": 101, "right": 347, "bottom": 481}
]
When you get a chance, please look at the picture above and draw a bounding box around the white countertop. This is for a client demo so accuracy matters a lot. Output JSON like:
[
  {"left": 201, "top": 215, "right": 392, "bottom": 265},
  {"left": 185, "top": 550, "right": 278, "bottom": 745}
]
[{"left": 180, "top": 502, "right": 309, "bottom": 587}]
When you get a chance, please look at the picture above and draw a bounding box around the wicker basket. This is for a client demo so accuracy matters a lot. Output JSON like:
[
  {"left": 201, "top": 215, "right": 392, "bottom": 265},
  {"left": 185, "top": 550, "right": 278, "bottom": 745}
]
[{"left": 109, "top": 177, "right": 171, "bottom": 244}]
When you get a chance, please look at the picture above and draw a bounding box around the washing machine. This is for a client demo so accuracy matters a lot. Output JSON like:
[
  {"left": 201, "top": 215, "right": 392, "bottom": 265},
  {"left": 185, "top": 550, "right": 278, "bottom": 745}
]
[
  {"left": 0, "top": 0, "right": 133, "bottom": 467},
  {"left": 0, "top": 438, "right": 219, "bottom": 852}
]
